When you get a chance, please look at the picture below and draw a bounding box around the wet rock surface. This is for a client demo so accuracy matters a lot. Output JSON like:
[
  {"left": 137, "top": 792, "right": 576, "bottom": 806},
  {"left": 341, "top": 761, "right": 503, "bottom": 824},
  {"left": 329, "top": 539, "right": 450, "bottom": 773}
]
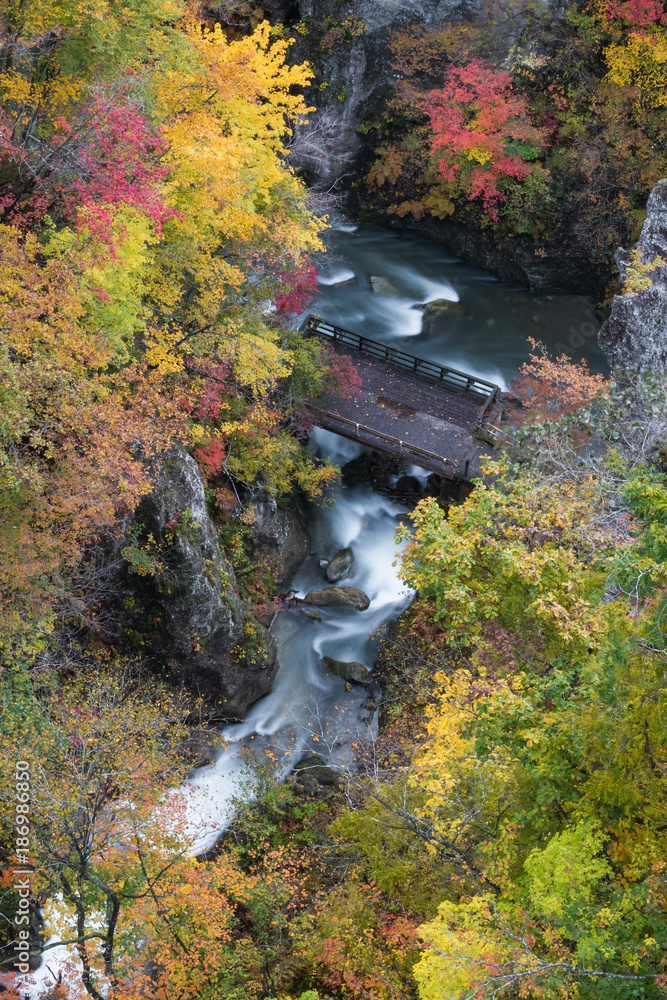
[
  {"left": 395, "top": 474, "right": 422, "bottom": 496},
  {"left": 248, "top": 490, "right": 311, "bottom": 587},
  {"left": 325, "top": 546, "right": 355, "bottom": 582},
  {"left": 121, "top": 447, "right": 278, "bottom": 719},
  {"left": 370, "top": 275, "right": 400, "bottom": 296},
  {"left": 341, "top": 451, "right": 403, "bottom": 491},
  {"left": 323, "top": 655, "right": 370, "bottom": 683},
  {"left": 303, "top": 585, "right": 371, "bottom": 610},
  {"left": 382, "top": 212, "right": 606, "bottom": 296},
  {"left": 291, "top": 754, "right": 343, "bottom": 795},
  {"left": 599, "top": 179, "right": 667, "bottom": 374}
]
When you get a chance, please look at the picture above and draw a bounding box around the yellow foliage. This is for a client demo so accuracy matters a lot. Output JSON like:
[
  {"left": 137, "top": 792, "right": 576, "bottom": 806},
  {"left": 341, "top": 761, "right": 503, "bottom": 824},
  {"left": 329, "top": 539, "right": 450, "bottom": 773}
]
[
  {"left": 414, "top": 896, "right": 512, "bottom": 1000},
  {"left": 605, "top": 28, "right": 667, "bottom": 107},
  {"left": 466, "top": 144, "right": 492, "bottom": 165},
  {"left": 152, "top": 20, "right": 320, "bottom": 300}
]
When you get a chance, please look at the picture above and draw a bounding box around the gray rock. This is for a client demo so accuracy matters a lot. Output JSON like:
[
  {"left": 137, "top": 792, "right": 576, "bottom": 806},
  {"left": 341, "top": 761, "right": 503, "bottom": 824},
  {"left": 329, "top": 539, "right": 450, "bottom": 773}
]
[
  {"left": 362, "top": 680, "right": 382, "bottom": 713},
  {"left": 325, "top": 546, "right": 354, "bottom": 582},
  {"left": 303, "top": 586, "right": 371, "bottom": 610},
  {"left": 422, "top": 298, "right": 465, "bottom": 319},
  {"left": 395, "top": 475, "right": 421, "bottom": 495},
  {"left": 292, "top": 754, "right": 342, "bottom": 789},
  {"left": 370, "top": 275, "right": 399, "bottom": 297},
  {"left": 323, "top": 656, "right": 370, "bottom": 683},
  {"left": 249, "top": 491, "right": 310, "bottom": 587},
  {"left": 288, "top": 0, "right": 476, "bottom": 190},
  {"left": 599, "top": 178, "right": 667, "bottom": 374},
  {"left": 304, "top": 609, "right": 323, "bottom": 622},
  {"left": 341, "top": 451, "right": 402, "bottom": 490},
  {"left": 124, "top": 446, "right": 278, "bottom": 718}
]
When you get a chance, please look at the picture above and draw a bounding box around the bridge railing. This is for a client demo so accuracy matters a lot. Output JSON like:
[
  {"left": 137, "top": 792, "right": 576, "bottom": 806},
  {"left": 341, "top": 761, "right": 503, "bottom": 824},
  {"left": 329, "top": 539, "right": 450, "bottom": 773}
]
[
  {"left": 304, "top": 315, "right": 498, "bottom": 405},
  {"left": 309, "top": 405, "right": 459, "bottom": 474}
]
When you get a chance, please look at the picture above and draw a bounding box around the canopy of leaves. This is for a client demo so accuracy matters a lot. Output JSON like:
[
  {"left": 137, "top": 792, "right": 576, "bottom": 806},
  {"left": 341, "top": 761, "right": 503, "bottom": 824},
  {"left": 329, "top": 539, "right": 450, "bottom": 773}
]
[{"left": 0, "top": 2, "right": 336, "bottom": 659}]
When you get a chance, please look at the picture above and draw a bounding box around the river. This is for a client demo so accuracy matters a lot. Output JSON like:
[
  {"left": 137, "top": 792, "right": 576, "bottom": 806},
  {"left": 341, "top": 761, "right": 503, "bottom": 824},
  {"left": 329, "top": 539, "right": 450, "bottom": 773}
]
[
  {"left": 180, "top": 223, "right": 607, "bottom": 852},
  {"left": 316, "top": 223, "right": 607, "bottom": 387}
]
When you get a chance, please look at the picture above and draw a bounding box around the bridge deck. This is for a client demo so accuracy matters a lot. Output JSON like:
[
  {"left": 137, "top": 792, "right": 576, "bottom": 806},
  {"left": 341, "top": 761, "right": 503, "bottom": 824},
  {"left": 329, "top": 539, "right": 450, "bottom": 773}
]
[{"left": 305, "top": 317, "right": 500, "bottom": 479}]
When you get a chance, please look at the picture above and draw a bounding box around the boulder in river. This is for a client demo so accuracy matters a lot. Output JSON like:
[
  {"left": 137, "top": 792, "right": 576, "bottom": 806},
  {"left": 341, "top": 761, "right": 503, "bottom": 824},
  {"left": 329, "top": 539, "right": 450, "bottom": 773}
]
[
  {"left": 323, "top": 656, "right": 370, "bottom": 684},
  {"left": 303, "top": 586, "right": 371, "bottom": 610},
  {"left": 395, "top": 475, "right": 421, "bottom": 495},
  {"left": 325, "top": 546, "right": 354, "bottom": 583},
  {"left": 370, "top": 275, "right": 400, "bottom": 297},
  {"left": 291, "top": 754, "right": 342, "bottom": 795},
  {"left": 422, "top": 298, "right": 465, "bottom": 319}
]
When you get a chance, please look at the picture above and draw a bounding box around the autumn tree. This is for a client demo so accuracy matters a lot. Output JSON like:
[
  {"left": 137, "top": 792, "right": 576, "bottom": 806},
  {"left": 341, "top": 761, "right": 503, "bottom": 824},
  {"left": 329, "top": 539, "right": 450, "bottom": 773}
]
[
  {"left": 363, "top": 0, "right": 667, "bottom": 273},
  {"left": 425, "top": 59, "right": 547, "bottom": 219},
  {"left": 509, "top": 337, "right": 608, "bottom": 422},
  {"left": 0, "top": 6, "right": 339, "bottom": 657}
]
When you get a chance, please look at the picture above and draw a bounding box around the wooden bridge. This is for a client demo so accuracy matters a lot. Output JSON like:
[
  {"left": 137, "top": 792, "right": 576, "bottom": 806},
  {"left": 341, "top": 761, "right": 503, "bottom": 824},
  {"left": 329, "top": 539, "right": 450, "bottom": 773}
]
[{"left": 304, "top": 316, "right": 502, "bottom": 481}]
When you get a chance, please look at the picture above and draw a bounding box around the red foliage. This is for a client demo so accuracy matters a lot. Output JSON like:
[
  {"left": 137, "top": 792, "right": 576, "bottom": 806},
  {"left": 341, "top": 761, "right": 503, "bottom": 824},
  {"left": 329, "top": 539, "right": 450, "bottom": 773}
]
[
  {"left": 323, "top": 349, "right": 362, "bottom": 399},
  {"left": 194, "top": 436, "right": 227, "bottom": 476},
  {"left": 274, "top": 263, "right": 319, "bottom": 317},
  {"left": 293, "top": 405, "right": 316, "bottom": 440},
  {"left": 425, "top": 59, "right": 545, "bottom": 218},
  {"left": 71, "top": 94, "right": 174, "bottom": 244},
  {"left": 0, "top": 91, "right": 173, "bottom": 241},
  {"left": 181, "top": 360, "right": 232, "bottom": 421},
  {"left": 603, "top": 0, "right": 667, "bottom": 27},
  {"left": 509, "top": 338, "right": 607, "bottom": 422}
]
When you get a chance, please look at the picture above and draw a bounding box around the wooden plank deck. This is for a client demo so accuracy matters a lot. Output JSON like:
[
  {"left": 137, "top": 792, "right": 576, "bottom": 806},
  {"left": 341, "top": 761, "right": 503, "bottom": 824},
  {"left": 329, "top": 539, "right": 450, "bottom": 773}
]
[{"left": 304, "top": 317, "right": 500, "bottom": 480}]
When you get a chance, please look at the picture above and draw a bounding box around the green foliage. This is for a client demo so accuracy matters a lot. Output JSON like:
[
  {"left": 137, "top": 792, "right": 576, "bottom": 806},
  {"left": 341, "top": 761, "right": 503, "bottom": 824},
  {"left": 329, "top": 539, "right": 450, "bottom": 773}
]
[
  {"left": 121, "top": 523, "right": 164, "bottom": 577},
  {"left": 227, "top": 748, "right": 334, "bottom": 866}
]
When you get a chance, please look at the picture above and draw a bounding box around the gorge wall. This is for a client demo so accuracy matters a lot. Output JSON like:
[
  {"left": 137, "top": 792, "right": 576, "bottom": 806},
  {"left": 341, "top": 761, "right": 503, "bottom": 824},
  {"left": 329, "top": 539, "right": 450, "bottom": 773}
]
[
  {"left": 282, "top": 0, "right": 477, "bottom": 190},
  {"left": 274, "top": 0, "right": 610, "bottom": 296},
  {"left": 117, "top": 448, "right": 309, "bottom": 720},
  {"left": 598, "top": 179, "right": 667, "bottom": 374}
]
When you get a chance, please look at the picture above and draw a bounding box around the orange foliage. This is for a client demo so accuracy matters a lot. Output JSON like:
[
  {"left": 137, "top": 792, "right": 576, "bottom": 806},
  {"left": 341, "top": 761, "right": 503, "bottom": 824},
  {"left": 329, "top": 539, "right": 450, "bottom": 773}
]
[
  {"left": 0, "top": 226, "right": 187, "bottom": 651},
  {"left": 509, "top": 338, "right": 608, "bottom": 422}
]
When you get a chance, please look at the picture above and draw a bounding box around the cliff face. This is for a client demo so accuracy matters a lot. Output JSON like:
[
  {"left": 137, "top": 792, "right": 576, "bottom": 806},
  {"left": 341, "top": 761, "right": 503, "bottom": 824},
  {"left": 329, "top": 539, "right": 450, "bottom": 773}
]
[
  {"left": 287, "top": 0, "right": 476, "bottom": 189},
  {"left": 122, "top": 448, "right": 279, "bottom": 720},
  {"left": 249, "top": 491, "right": 310, "bottom": 589},
  {"left": 598, "top": 179, "right": 667, "bottom": 374}
]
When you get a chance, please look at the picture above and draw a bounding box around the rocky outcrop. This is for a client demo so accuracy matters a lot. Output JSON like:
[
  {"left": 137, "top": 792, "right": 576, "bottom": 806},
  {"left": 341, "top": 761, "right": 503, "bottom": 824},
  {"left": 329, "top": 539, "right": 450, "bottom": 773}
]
[
  {"left": 304, "top": 585, "right": 371, "bottom": 609},
  {"left": 287, "top": 0, "right": 476, "bottom": 189},
  {"left": 598, "top": 179, "right": 667, "bottom": 374},
  {"left": 249, "top": 490, "right": 310, "bottom": 587},
  {"left": 370, "top": 275, "right": 400, "bottom": 296},
  {"left": 395, "top": 475, "right": 421, "bottom": 496},
  {"left": 325, "top": 546, "right": 354, "bottom": 582},
  {"left": 122, "top": 447, "right": 278, "bottom": 719},
  {"left": 323, "top": 655, "right": 370, "bottom": 683},
  {"left": 291, "top": 754, "right": 342, "bottom": 795}
]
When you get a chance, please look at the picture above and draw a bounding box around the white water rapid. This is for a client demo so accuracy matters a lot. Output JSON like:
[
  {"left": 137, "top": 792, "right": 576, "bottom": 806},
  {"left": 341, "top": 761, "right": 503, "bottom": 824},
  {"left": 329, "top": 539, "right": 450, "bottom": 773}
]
[{"left": 180, "top": 428, "right": 414, "bottom": 853}]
